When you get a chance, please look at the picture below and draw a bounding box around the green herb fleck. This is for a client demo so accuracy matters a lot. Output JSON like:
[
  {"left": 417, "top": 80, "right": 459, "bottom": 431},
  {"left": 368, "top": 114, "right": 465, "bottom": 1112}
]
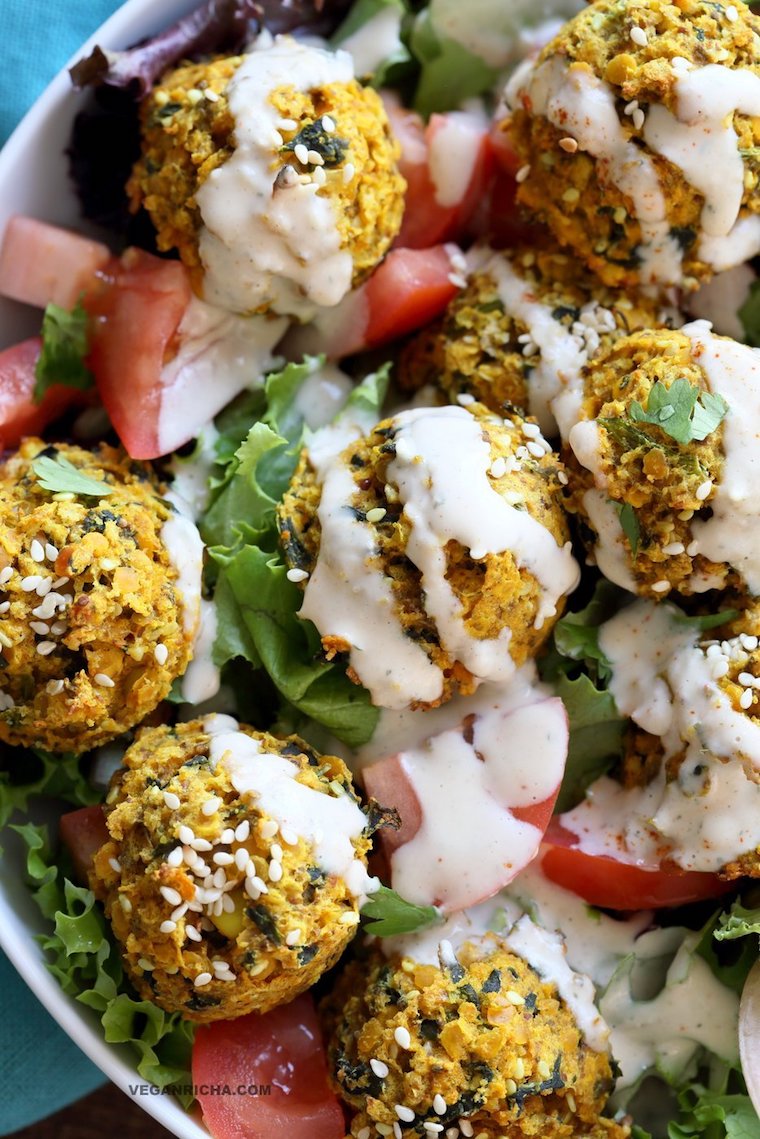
[
  {"left": 34, "top": 301, "right": 93, "bottom": 403},
  {"left": 361, "top": 885, "right": 441, "bottom": 937},
  {"left": 32, "top": 454, "right": 112, "bottom": 499},
  {"left": 614, "top": 501, "right": 640, "bottom": 556},
  {"left": 282, "top": 119, "right": 349, "bottom": 167},
  {"left": 628, "top": 379, "right": 728, "bottom": 445}
]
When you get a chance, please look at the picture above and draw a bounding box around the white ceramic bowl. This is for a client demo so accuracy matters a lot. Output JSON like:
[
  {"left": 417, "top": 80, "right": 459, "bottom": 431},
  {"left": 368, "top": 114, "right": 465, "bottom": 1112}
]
[{"left": 0, "top": 3, "right": 212, "bottom": 1134}]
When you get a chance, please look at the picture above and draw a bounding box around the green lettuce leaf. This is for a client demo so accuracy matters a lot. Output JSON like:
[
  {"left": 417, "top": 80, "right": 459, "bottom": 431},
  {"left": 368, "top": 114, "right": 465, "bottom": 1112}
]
[
  {"left": 739, "top": 279, "right": 760, "bottom": 347},
  {"left": 551, "top": 673, "right": 624, "bottom": 812},
  {"left": 669, "top": 1086, "right": 760, "bottom": 1139},
  {"left": 715, "top": 899, "right": 760, "bottom": 944},
  {"left": 409, "top": 9, "right": 496, "bottom": 115},
  {"left": 0, "top": 747, "right": 101, "bottom": 843},
  {"left": 13, "top": 822, "right": 195, "bottom": 1100},
  {"left": 332, "top": 0, "right": 413, "bottom": 86},
  {"left": 551, "top": 579, "right": 627, "bottom": 681}
]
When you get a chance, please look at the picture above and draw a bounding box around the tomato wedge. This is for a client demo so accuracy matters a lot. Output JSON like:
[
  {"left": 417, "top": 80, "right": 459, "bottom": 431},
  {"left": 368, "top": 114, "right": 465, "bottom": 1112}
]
[
  {"left": 192, "top": 994, "right": 344, "bottom": 1139},
  {"left": 362, "top": 245, "right": 460, "bottom": 350},
  {"left": 0, "top": 215, "right": 112, "bottom": 310},
  {"left": 0, "top": 337, "right": 89, "bottom": 449},
  {"left": 59, "top": 804, "right": 109, "bottom": 885},
  {"left": 541, "top": 819, "right": 735, "bottom": 911}
]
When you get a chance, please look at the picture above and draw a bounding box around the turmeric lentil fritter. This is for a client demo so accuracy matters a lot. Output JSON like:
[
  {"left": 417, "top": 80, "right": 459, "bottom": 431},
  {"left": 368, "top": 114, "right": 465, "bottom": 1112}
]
[
  {"left": 91, "top": 716, "right": 376, "bottom": 1022},
  {"left": 397, "top": 247, "right": 666, "bottom": 439},
  {"left": 505, "top": 0, "right": 760, "bottom": 291},
  {"left": 128, "top": 37, "right": 405, "bottom": 315},
  {"left": 565, "top": 327, "right": 733, "bottom": 600},
  {"left": 278, "top": 402, "right": 578, "bottom": 710},
  {"left": 321, "top": 938, "right": 626, "bottom": 1139},
  {"left": 0, "top": 439, "right": 195, "bottom": 753}
]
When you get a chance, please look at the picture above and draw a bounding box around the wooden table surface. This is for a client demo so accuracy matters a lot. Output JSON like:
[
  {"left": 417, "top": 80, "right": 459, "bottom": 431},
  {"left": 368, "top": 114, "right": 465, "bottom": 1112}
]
[{"left": 9, "top": 1085, "right": 174, "bottom": 1139}]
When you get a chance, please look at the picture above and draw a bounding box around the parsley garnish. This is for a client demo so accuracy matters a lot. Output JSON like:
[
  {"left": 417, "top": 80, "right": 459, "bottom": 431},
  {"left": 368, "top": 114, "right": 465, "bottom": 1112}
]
[
  {"left": 34, "top": 301, "right": 93, "bottom": 403},
  {"left": 361, "top": 885, "right": 441, "bottom": 937},
  {"left": 31, "top": 454, "right": 112, "bottom": 498},
  {"left": 628, "top": 379, "right": 728, "bottom": 445},
  {"left": 614, "top": 501, "right": 640, "bottom": 556},
  {"left": 282, "top": 119, "right": 349, "bottom": 167}
]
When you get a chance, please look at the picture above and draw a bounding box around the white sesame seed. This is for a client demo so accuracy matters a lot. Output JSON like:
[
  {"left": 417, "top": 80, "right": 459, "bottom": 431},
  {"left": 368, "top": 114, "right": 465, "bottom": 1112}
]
[
  {"left": 278, "top": 118, "right": 298, "bottom": 132},
  {"left": 138, "top": 958, "right": 154, "bottom": 971},
  {"left": 50, "top": 622, "right": 66, "bottom": 636},
  {"left": 45, "top": 544, "right": 58, "bottom": 562},
  {"left": 270, "top": 842, "right": 284, "bottom": 862},
  {"left": 286, "top": 929, "right": 302, "bottom": 946},
  {"left": 312, "top": 165, "right": 326, "bottom": 186},
  {"left": 394, "top": 1026, "right": 412, "bottom": 1049},
  {"left": 30, "top": 621, "right": 50, "bottom": 635},
  {"left": 710, "top": 659, "right": 730, "bottom": 679},
  {"left": 213, "top": 867, "right": 227, "bottom": 889},
  {"left": 46, "top": 679, "right": 64, "bottom": 695},
  {"left": 632, "top": 108, "right": 645, "bottom": 130},
  {"left": 307, "top": 149, "right": 325, "bottom": 166},
  {"left": 558, "top": 137, "right": 578, "bottom": 153},
  {"left": 687, "top": 540, "right": 699, "bottom": 557},
  {"left": 726, "top": 4, "right": 738, "bottom": 19},
  {"left": 294, "top": 143, "right": 309, "bottom": 165},
  {"left": 395, "top": 1106, "right": 415, "bottom": 1123},
  {"left": 366, "top": 507, "right": 387, "bottom": 524},
  {"left": 357, "top": 1129, "right": 371, "bottom": 1139},
  {"left": 268, "top": 860, "right": 283, "bottom": 882},
  {"left": 343, "top": 162, "right": 355, "bottom": 184},
  {"left": 369, "top": 1058, "right": 390, "bottom": 1079},
  {"left": 252, "top": 875, "right": 268, "bottom": 894},
  {"left": 213, "top": 852, "right": 235, "bottom": 866},
  {"left": 154, "top": 643, "right": 169, "bottom": 666},
  {"left": 171, "top": 902, "right": 189, "bottom": 922},
  {"left": 0, "top": 567, "right": 13, "bottom": 585},
  {"left": 662, "top": 542, "right": 685, "bottom": 556},
  {"left": 160, "top": 920, "right": 177, "bottom": 934},
  {"left": 21, "top": 575, "right": 42, "bottom": 592},
  {"left": 220, "top": 828, "right": 235, "bottom": 844},
  {"left": 537, "top": 1060, "right": 552, "bottom": 1079},
  {"left": 459, "top": 1123, "right": 474, "bottom": 1138},
  {"left": 516, "top": 164, "right": 531, "bottom": 183},
  {"left": 740, "top": 672, "right": 756, "bottom": 687},
  {"left": 222, "top": 894, "right": 236, "bottom": 913},
  {"left": 394, "top": 1125, "right": 402, "bottom": 1139},
  {"left": 456, "top": 393, "right": 476, "bottom": 406},
  {"left": 522, "top": 422, "right": 541, "bottom": 438},
  {"left": 234, "top": 847, "right": 249, "bottom": 872},
  {"left": 696, "top": 480, "right": 713, "bottom": 501},
  {"left": 30, "top": 540, "right": 45, "bottom": 563},
  {"left": 630, "top": 25, "right": 648, "bottom": 46},
  {"left": 741, "top": 688, "right": 753, "bottom": 709},
  {"left": 286, "top": 567, "right": 309, "bottom": 583},
  {"left": 119, "top": 895, "right": 132, "bottom": 913},
  {"left": 167, "top": 847, "right": 184, "bottom": 868},
  {"left": 94, "top": 673, "right": 115, "bottom": 688},
  {"left": 205, "top": 88, "right": 219, "bottom": 102},
  {"left": 194, "top": 972, "right": 213, "bottom": 987},
  {"left": 160, "top": 886, "right": 182, "bottom": 906},
  {"left": 244, "top": 878, "right": 261, "bottom": 900},
  {"left": 0, "top": 602, "right": 8, "bottom": 614},
  {"left": 557, "top": 470, "right": 569, "bottom": 486},
  {"left": 651, "top": 580, "right": 671, "bottom": 593},
  {"left": 202, "top": 796, "right": 221, "bottom": 816},
  {"left": 234, "top": 820, "right": 250, "bottom": 842},
  {"left": 36, "top": 641, "right": 56, "bottom": 656},
  {"left": 322, "top": 115, "right": 335, "bottom": 132},
  {"left": 260, "top": 819, "right": 279, "bottom": 840},
  {"left": 109, "top": 857, "right": 122, "bottom": 873},
  {"left": 433, "top": 1095, "right": 447, "bottom": 1115},
  {"left": 163, "top": 791, "right": 181, "bottom": 810},
  {"left": 743, "top": 635, "right": 759, "bottom": 651},
  {"left": 179, "top": 825, "right": 195, "bottom": 845},
  {"left": 490, "top": 458, "right": 507, "bottom": 479},
  {"left": 35, "top": 578, "right": 52, "bottom": 596},
  {"left": 526, "top": 441, "right": 545, "bottom": 458},
  {"left": 212, "top": 897, "right": 224, "bottom": 917},
  {"left": 51, "top": 577, "right": 69, "bottom": 589}
]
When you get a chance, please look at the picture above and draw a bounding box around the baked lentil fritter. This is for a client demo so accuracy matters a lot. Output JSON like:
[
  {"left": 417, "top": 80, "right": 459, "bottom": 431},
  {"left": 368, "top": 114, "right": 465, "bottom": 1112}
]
[{"left": 0, "top": 439, "right": 194, "bottom": 753}]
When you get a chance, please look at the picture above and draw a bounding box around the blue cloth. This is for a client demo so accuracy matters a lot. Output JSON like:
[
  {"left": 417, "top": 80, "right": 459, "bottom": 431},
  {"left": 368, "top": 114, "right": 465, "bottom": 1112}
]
[{"left": 1, "top": 4, "right": 125, "bottom": 1131}]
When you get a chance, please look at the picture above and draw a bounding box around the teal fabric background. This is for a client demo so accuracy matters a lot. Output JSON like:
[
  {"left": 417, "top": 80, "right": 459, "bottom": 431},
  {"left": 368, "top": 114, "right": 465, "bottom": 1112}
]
[{"left": 1, "top": 6, "right": 124, "bottom": 1132}]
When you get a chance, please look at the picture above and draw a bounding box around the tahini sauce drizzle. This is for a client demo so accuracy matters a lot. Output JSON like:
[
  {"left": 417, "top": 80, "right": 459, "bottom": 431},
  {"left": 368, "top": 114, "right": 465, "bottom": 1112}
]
[{"left": 196, "top": 37, "right": 354, "bottom": 319}]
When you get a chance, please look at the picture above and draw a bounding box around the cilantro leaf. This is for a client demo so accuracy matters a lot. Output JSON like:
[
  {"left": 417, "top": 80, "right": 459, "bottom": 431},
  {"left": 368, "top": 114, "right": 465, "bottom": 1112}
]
[
  {"left": 629, "top": 379, "right": 728, "bottom": 445},
  {"left": 550, "top": 579, "right": 627, "bottom": 681},
  {"left": 615, "top": 501, "right": 640, "bottom": 556},
  {"left": 34, "top": 301, "right": 94, "bottom": 402},
  {"left": 32, "top": 454, "right": 112, "bottom": 498},
  {"left": 361, "top": 884, "right": 441, "bottom": 937}
]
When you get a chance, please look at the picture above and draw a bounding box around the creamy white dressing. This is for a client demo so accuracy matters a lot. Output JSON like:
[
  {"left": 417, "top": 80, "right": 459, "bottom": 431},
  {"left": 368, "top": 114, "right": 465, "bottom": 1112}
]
[
  {"left": 168, "top": 423, "right": 220, "bottom": 522},
  {"left": 700, "top": 213, "right": 760, "bottom": 271},
  {"left": 390, "top": 694, "right": 567, "bottom": 911},
  {"left": 688, "top": 264, "right": 756, "bottom": 340},
  {"left": 564, "top": 600, "right": 760, "bottom": 871},
  {"left": 508, "top": 58, "right": 682, "bottom": 286},
  {"left": 156, "top": 298, "right": 287, "bottom": 454},
  {"left": 337, "top": 5, "right": 404, "bottom": 77},
  {"left": 580, "top": 489, "right": 638, "bottom": 594},
  {"left": 428, "top": 108, "right": 488, "bottom": 209},
  {"left": 162, "top": 491, "right": 205, "bottom": 638},
  {"left": 292, "top": 361, "right": 354, "bottom": 429},
  {"left": 196, "top": 37, "right": 355, "bottom": 318},
  {"left": 204, "top": 714, "right": 374, "bottom": 900},
  {"left": 181, "top": 598, "right": 221, "bottom": 706},
  {"left": 680, "top": 321, "right": 760, "bottom": 592}
]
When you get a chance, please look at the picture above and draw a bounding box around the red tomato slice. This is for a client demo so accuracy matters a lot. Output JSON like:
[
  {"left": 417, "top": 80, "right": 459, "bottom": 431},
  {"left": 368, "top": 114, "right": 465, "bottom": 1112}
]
[
  {"left": 192, "top": 994, "right": 345, "bottom": 1139},
  {"left": 363, "top": 245, "right": 459, "bottom": 351},
  {"left": 384, "top": 95, "right": 494, "bottom": 249},
  {"left": 541, "top": 819, "right": 735, "bottom": 910},
  {"left": 59, "top": 804, "right": 109, "bottom": 885},
  {"left": 86, "top": 248, "right": 192, "bottom": 460},
  {"left": 0, "top": 216, "right": 112, "bottom": 311},
  {"left": 0, "top": 337, "right": 88, "bottom": 450}
]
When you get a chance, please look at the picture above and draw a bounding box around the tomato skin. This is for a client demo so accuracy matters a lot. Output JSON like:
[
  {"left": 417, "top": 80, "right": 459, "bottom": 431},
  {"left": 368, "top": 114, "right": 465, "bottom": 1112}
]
[
  {"left": 59, "top": 805, "right": 109, "bottom": 885},
  {"left": 0, "top": 215, "right": 112, "bottom": 310},
  {"left": 86, "top": 248, "right": 192, "bottom": 460},
  {"left": 0, "top": 337, "right": 88, "bottom": 449},
  {"left": 541, "top": 819, "right": 735, "bottom": 910},
  {"left": 363, "top": 245, "right": 459, "bottom": 351},
  {"left": 192, "top": 994, "right": 345, "bottom": 1139}
]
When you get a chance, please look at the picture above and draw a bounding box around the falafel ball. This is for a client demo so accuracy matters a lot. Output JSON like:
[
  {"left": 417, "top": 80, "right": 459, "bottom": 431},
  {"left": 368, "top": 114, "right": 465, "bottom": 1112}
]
[
  {"left": 0, "top": 439, "right": 198, "bottom": 753},
  {"left": 564, "top": 323, "right": 749, "bottom": 600},
  {"left": 278, "top": 401, "right": 579, "bottom": 711},
  {"left": 321, "top": 937, "right": 625, "bottom": 1139},
  {"left": 91, "top": 716, "right": 378, "bottom": 1022},
  {"left": 128, "top": 36, "right": 405, "bottom": 317},
  {"left": 504, "top": 0, "right": 760, "bottom": 291},
  {"left": 397, "top": 247, "right": 667, "bottom": 439}
]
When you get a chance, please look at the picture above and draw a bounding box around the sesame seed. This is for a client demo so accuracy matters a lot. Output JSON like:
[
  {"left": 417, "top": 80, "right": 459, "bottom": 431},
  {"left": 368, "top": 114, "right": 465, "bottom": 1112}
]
[
  {"left": 205, "top": 89, "right": 219, "bottom": 102},
  {"left": 220, "top": 828, "right": 235, "bottom": 844},
  {"left": 154, "top": 643, "right": 169, "bottom": 666},
  {"left": 433, "top": 1095, "right": 447, "bottom": 1115},
  {"left": 167, "top": 847, "right": 184, "bottom": 868},
  {"left": 395, "top": 1106, "right": 415, "bottom": 1123},
  {"left": 512, "top": 1058, "right": 525, "bottom": 1080},
  {"left": 340, "top": 911, "right": 361, "bottom": 925},
  {"left": 662, "top": 542, "right": 685, "bottom": 556},
  {"left": 286, "top": 568, "right": 309, "bottom": 583},
  {"left": 252, "top": 875, "right": 269, "bottom": 894},
  {"left": 357, "top": 1130, "right": 371, "bottom": 1139},
  {"left": 160, "top": 920, "right": 177, "bottom": 934},
  {"left": 343, "top": 163, "right": 355, "bottom": 184},
  {"left": 370, "top": 1058, "right": 389, "bottom": 1078},
  {"left": 726, "top": 4, "right": 738, "bottom": 19},
  {"left": 277, "top": 118, "right": 298, "bottom": 131},
  {"left": 94, "top": 673, "right": 115, "bottom": 688},
  {"left": 506, "top": 990, "right": 525, "bottom": 1005},
  {"left": 234, "top": 847, "right": 249, "bottom": 872},
  {"left": 743, "top": 635, "right": 759, "bottom": 651},
  {"left": 456, "top": 393, "right": 476, "bottom": 407},
  {"left": 312, "top": 165, "right": 327, "bottom": 186},
  {"left": 194, "top": 972, "right": 213, "bottom": 987},
  {"left": 51, "top": 577, "right": 69, "bottom": 589},
  {"left": 558, "top": 470, "right": 569, "bottom": 486},
  {"left": 740, "top": 688, "right": 753, "bottom": 710},
  {"left": 566, "top": 1091, "right": 577, "bottom": 1112},
  {"left": 0, "top": 567, "right": 13, "bottom": 585},
  {"left": 696, "top": 479, "right": 713, "bottom": 501},
  {"left": 119, "top": 895, "right": 132, "bottom": 913},
  {"left": 36, "top": 641, "right": 56, "bottom": 656},
  {"left": 260, "top": 819, "right": 279, "bottom": 840},
  {"left": 45, "top": 544, "right": 58, "bottom": 562},
  {"left": 322, "top": 115, "right": 335, "bottom": 132},
  {"left": 138, "top": 958, "right": 154, "bottom": 971},
  {"left": 739, "top": 672, "right": 755, "bottom": 687},
  {"left": 505, "top": 1079, "right": 518, "bottom": 1095},
  {"left": 366, "top": 507, "right": 387, "bottom": 524},
  {"left": 30, "top": 621, "right": 50, "bottom": 635},
  {"left": 108, "top": 857, "right": 122, "bottom": 873},
  {"left": 652, "top": 580, "right": 671, "bottom": 593},
  {"left": 286, "top": 928, "right": 302, "bottom": 946},
  {"left": 235, "top": 820, "right": 250, "bottom": 842},
  {"left": 268, "top": 860, "right": 283, "bottom": 882},
  {"left": 459, "top": 1125, "right": 473, "bottom": 1138},
  {"left": 687, "top": 540, "right": 699, "bottom": 556},
  {"left": 0, "top": 603, "right": 8, "bottom": 614},
  {"left": 490, "top": 458, "right": 507, "bottom": 479},
  {"left": 46, "top": 679, "right": 64, "bottom": 695},
  {"left": 30, "top": 540, "right": 45, "bottom": 563},
  {"left": 35, "top": 578, "right": 52, "bottom": 597},
  {"left": 537, "top": 1060, "right": 552, "bottom": 1079},
  {"left": 21, "top": 575, "right": 42, "bottom": 592},
  {"left": 394, "top": 1125, "right": 402, "bottom": 1139},
  {"left": 163, "top": 791, "right": 181, "bottom": 810},
  {"left": 50, "top": 622, "right": 66, "bottom": 635},
  {"left": 445, "top": 1131, "right": 459, "bottom": 1139},
  {"left": 562, "top": 187, "right": 580, "bottom": 204},
  {"left": 394, "top": 1026, "right": 412, "bottom": 1049},
  {"left": 244, "top": 878, "right": 261, "bottom": 900},
  {"left": 212, "top": 867, "right": 227, "bottom": 889},
  {"left": 522, "top": 422, "right": 541, "bottom": 438},
  {"left": 294, "top": 143, "right": 309, "bottom": 165},
  {"left": 559, "top": 137, "right": 578, "bottom": 153},
  {"left": 212, "top": 852, "right": 234, "bottom": 867},
  {"left": 376, "top": 1126, "right": 393, "bottom": 1138},
  {"left": 630, "top": 25, "right": 648, "bottom": 46},
  {"left": 526, "top": 441, "right": 546, "bottom": 458},
  {"left": 160, "top": 886, "right": 182, "bottom": 906},
  {"left": 202, "top": 796, "right": 221, "bottom": 816},
  {"left": 424, "top": 1126, "right": 444, "bottom": 1135},
  {"left": 179, "top": 825, "right": 195, "bottom": 845},
  {"left": 516, "top": 164, "right": 531, "bottom": 183}
]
